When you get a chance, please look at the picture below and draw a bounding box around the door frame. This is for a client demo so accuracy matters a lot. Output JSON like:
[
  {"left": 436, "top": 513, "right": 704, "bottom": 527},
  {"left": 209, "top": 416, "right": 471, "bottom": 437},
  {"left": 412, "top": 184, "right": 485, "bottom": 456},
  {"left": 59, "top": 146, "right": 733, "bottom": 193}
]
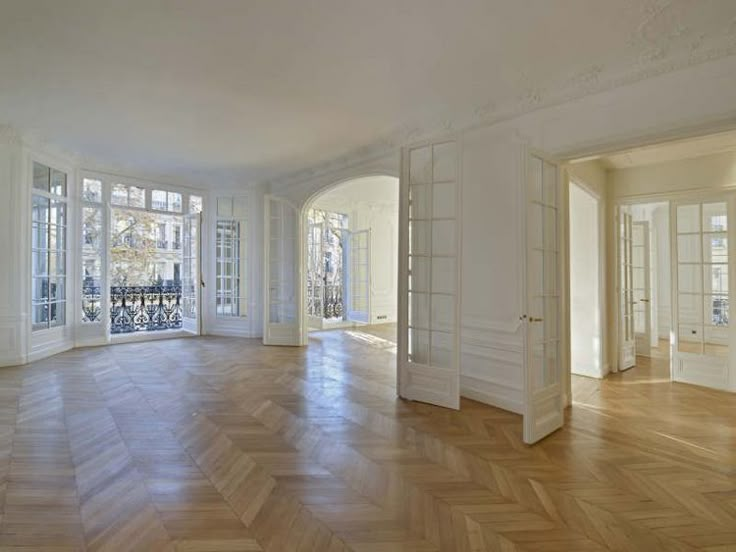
[{"left": 297, "top": 173, "right": 400, "bottom": 346}]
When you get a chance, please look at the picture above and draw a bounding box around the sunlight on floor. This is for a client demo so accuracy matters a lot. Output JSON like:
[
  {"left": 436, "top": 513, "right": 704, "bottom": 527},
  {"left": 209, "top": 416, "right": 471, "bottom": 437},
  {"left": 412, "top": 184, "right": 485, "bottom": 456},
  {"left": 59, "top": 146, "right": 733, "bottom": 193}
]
[{"left": 345, "top": 330, "right": 397, "bottom": 352}]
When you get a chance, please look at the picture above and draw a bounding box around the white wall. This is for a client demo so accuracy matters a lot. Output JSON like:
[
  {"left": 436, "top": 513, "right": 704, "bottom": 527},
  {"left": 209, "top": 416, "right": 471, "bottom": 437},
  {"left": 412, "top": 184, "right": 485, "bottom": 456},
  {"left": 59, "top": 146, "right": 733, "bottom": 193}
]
[
  {"left": 569, "top": 183, "right": 602, "bottom": 378},
  {"left": 311, "top": 176, "right": 399, "bottom": 325}
]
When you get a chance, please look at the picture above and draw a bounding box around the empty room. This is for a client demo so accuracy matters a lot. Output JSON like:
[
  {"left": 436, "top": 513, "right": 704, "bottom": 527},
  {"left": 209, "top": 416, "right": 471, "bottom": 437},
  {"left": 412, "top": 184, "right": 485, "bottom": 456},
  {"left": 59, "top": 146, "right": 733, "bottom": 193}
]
[{"left": 1, "top": 1, "right": 736, "bottom": 550}]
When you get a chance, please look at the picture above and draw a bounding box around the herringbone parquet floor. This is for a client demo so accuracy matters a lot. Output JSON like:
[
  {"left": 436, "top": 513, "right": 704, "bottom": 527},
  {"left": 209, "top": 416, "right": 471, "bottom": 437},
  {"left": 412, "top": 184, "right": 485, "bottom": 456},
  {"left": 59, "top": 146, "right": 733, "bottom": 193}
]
[{"left": 0, "top": 326, "right": 734, "bottom": 551}]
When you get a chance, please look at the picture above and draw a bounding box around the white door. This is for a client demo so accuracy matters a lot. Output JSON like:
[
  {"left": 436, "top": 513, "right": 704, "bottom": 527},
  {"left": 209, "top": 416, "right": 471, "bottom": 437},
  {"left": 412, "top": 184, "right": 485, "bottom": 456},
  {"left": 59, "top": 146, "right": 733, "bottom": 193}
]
[
  {"left": 263, "top": 195, "right": 301, "bottom": 346},
  {"left": 671, "top": 198, "right": 735, "bottom": 391},
  {"left": 181, "top": 212, "right": 201, "bottom": 334},
  {"left": 523, "top": 153, "right": 564, "bottom": 444},
  {"left": 618, "top": 207, "right": 636, "bottom": 370},
  {"left": 347, "top": 229, "right": 370, "bottom": 324},
  {"left": 632, "top": 221, "right": 652, "bottom": 357},
  {"left": 398, "top": 139, "right": 461, "bottom": 409}
]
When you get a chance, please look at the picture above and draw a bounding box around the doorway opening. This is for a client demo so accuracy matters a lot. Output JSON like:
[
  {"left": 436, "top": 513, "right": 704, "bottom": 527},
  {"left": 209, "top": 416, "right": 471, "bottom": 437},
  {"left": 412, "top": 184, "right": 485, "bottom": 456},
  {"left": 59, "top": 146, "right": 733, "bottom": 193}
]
[{"left": 303, "top": 175, "right": 399, "bottom": 342}]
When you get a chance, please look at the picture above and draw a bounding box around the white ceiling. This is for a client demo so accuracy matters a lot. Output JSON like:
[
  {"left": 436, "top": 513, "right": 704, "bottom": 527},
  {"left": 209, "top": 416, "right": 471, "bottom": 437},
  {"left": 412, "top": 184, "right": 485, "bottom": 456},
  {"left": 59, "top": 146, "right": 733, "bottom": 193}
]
[
  {"left": 597, "top": 129, "right": 736, "bottom": 169},
  {"left": 1, "top": 0, "right": 736, "bottom": 187}
]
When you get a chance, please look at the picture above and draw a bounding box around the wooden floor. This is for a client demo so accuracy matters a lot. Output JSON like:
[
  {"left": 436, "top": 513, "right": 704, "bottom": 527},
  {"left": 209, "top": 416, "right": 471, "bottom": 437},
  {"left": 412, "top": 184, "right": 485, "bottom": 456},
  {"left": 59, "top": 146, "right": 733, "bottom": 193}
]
[{"left": 0, "top": 326, "right": 735, "bottom": 551}]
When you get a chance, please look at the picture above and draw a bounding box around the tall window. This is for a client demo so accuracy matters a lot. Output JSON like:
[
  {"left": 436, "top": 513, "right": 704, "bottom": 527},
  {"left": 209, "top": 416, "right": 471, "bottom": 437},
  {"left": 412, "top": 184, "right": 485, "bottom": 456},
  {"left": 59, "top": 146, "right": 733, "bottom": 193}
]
[
  {"left": 32, "top": 162, "right": 68, "bottom": 330},
  {"left": 215, "top": 196, "right": 247, "bottom": 317},
  {"left": 81, "top": 178, "right": 103, "bottom": 323}
]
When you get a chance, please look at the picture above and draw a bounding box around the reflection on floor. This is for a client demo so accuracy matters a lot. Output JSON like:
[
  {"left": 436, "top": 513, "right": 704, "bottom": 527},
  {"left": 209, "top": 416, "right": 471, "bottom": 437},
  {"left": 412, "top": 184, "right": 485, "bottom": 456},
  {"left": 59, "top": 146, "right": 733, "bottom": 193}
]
[{"left": 0, "top": 325, "right": 734, "bottom": 551}]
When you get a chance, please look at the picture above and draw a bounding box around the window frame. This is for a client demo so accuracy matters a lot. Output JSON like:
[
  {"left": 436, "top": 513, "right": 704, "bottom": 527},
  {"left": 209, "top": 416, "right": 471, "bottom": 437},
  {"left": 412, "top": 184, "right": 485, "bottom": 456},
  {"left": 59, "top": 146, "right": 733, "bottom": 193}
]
[{"left": 214, "top": 195, "right": 248, "bottom": 318}]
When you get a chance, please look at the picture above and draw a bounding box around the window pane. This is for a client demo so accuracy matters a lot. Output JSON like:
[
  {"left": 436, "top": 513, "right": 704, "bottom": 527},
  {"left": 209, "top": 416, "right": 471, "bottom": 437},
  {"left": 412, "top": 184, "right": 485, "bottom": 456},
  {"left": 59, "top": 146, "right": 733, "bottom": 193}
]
[
  {"left": 168, "top": 192, "right": 182, "bottom": 213},
  {"left": 32, "top": 195, "right": 49, "bottom": 223},
  {"left": 83, "top": 178, "right": 102, "bottom": 202},
  {"left": 111, "top": 184, "right": 128, "bottom": 206},
  {"left": 703, "top": 202, "right": 727, "bottom": 232},
  {"left": 152, "top": 190, "right": 167, "bottom": 210},
  {"left": 50, "top": 200, "right": 66, "bottom": 227},
  {"left": 33, "top": 162, "right": 50, "bottom": 192},
  {"left": 50, "top": 169, "right": 67, "bottom": 197},
  {"left": 189, "top": 195, "right": 203, "bottom": 213},
  {"left": 129, "top": 186, "right": 145, "bottom": 208}
]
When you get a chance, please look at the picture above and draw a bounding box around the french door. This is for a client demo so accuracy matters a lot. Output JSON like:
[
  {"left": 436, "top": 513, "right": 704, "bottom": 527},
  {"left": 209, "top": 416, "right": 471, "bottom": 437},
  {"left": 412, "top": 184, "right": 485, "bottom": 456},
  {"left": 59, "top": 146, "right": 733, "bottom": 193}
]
[
  {"left": 632, "top": 221, "right": 651, "bottom": 357},
  {"left": 263, "top": 195, "right": 301, "bottom": 346},
  {"left": 523, "top": 153, "right": 564, "bottom": 444},
  {"left": 347, "top": 229, "right": 370, "bottom": 324},
  {"left": 671, "top": 197, "right": 735, "bottom": 390},
  {"left": 181, "top": 212, "right": 201, "bottom": 335},
  {"left": 618, "top": 206, "right": 636, "bottom": 370},
  {"left": 398, "top": 139, "right": 461, "bottom": 410},
  {"left": 306, "top": 220, "right": 324, "bottom": 324}
]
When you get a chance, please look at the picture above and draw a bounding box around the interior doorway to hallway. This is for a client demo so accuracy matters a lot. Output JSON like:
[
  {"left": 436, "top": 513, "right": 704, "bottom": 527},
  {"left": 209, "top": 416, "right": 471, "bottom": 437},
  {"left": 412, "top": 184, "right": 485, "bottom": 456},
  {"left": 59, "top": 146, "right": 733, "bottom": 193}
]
[{"left": 303, "top": 175, "right": 399, "bottom": 339}]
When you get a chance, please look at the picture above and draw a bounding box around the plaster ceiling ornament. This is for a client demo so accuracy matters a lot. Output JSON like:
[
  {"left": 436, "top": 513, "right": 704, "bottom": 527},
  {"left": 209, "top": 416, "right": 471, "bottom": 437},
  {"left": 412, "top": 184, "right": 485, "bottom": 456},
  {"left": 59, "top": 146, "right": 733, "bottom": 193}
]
[{"left": 0, "top": 0, "right": 735, "bottom": 188}]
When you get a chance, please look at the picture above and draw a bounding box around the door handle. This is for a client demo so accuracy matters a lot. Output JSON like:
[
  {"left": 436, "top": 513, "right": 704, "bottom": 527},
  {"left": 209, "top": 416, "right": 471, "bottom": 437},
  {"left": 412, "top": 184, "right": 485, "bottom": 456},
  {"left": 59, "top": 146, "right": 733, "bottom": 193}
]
[
  {"left": 639, "top": 299, "right": 650, "bottom": 303},
  {"left": 529, "top": 317, "right": 544, "bottom": 323}
]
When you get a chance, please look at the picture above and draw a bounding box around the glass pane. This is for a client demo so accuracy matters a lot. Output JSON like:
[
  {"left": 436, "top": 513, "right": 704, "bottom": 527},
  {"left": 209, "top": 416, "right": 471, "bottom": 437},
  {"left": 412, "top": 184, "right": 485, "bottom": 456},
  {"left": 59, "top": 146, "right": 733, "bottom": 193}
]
[
  {"left": 111, "top": 184, "right": 128, "bottom": 206},
  {"left": 32, "top": 223, "right": 49, "bottom": 249},
  {"left": 409, "top": 184, "right": 430, "bottom": 220},
  {"left": 408, "top": 292, "right": 429, "bottom": 330},
  {"left": 431, "top": 220, "right": 455, "bottom": 256},
  {"left": 677, "top": 204, "right": 700, "bottom": 233},
  {"left": 32, "top": 277, "right": 49, "bottom": 301},
  {"left": 32, "top": 195, "right": 49, "bottom": 223},
  {"left": 704, "top": 264, "right": 728, "bottom": 295},
  {"left": 409, "top": 146, "right": 432, "bottom": 185},
  {"left": 703, "top": 202, "right": 727, "bottom": 231},
  {"left": 217, "top": 197, "right": 233, "bottom": 217},
  {"left": 705, "top": 295, "right": 729, "bottom": 327},
  {"left": 49, "top": 302, "right": 65, "bottom": 326},
  {"left": 430, "top": 330, "right": 453, "bottom": 368},
  {"left": 430, "top": 293, "right": 455, "bottom": 332},
  {"left": 431, "top": 257, "right": 455, "bottom": 294},
  {"left": 50, "top": 200, "right": 66, "bottom": 227},
  {"left": 168, "top": 192, "right": 182, "bottom": 212},
  {"left": 32, "top": 250, "right": 47, "bottom": 277},
  {"left": 410, "top": 221, "right": 429, "bottom": 256},
  {"left": 83, "top": 207, "right": 103, "bottom": 249},
  {"left": 432, "top": 181, "right": 455, "bottom": 219},
  {"left": 33, "top": 162, "right": 50, "bottom": 192},
  {"left": 189, "top": 195, "right": 203, "bottom": 213},
  {"left": 129, "top": 186, "right": 145, "bottom": 208},
  {"left": 409, "top": 328, "right": 429, "bottom": 364},
  {"left": 678, "top": 293, "right": 702, "bottom": 325},
  {"left": 677, "top": 234, "right": 701, "bottom": 263},
  {"left": 83, "top": 178, "right": 102, "bottom": 203},
  {"left": 678, "top": 264, "right": 701, "bottom": 293},
  {"left": 152, "top": 190, "right": 167, "bottom": 210},
  {"left": 50, "top": 169, "right": 66, "bottom": 197},
  {"left": 432, "top": 142, "right": 456, "bottom": 182},
  {"left": 32, "top": 304, "right": 49, "bottom": 326},
  {"left": 409, "top": 255, "right": 429, "bottom": 292},
  {"left": 703, "top": 234, "right": 727, "bottom": 263}
]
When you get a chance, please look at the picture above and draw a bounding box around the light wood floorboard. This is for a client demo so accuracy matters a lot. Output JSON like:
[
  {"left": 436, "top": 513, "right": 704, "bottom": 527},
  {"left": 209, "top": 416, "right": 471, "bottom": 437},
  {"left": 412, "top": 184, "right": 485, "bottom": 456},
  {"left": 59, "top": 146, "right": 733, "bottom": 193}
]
[{"left": 0, "top": 326, "right": 734, "bottom": 551}]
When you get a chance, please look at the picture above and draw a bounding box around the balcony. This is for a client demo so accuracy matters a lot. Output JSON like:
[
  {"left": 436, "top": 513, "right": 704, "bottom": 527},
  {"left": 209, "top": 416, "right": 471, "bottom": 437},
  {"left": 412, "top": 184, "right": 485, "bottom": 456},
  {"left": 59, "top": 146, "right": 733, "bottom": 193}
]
[{"left": 82, "top": 283, "right": 182, "bottom": 333}]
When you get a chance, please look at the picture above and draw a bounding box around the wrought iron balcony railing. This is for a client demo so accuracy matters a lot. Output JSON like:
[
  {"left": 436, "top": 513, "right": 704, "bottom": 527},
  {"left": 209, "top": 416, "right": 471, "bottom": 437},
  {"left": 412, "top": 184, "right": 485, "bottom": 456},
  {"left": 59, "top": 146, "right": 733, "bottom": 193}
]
[
  {"left": 81, "top": 283, "right": 183, "bottom": 333},
  {"left": 306, "top": 280, "right": 343, "bottom": 320}
]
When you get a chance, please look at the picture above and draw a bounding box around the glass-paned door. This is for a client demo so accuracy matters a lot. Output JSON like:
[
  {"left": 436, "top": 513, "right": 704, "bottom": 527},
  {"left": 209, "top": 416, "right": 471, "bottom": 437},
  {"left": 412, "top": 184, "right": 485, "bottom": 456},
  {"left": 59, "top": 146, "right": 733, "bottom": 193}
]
[
  {"left": 263, "top": 195, "right": 300, "bottom": 346},
  {"left": 347, "top": 229, "right": 370, "bottom": 323},
  {"left": 632, "top": 221, "right": 652, "bottom": 357},
  {"left": 618, "top": 207, "right": 636, "bottom": 370},
  {"left": 182, "top": 212, "right": 201, "bottom": 334},
  {"left": 523, "top": 154, "right": 563, "bottom": 444},
  {"left": 398, "top": 140, "right": 460, "bottom": 410},
  {"left": 306, "top": 221, "right": 324, "bottom": 322},
  {"left": 671, "top": 199, "right": 734, "bottom": 390}
]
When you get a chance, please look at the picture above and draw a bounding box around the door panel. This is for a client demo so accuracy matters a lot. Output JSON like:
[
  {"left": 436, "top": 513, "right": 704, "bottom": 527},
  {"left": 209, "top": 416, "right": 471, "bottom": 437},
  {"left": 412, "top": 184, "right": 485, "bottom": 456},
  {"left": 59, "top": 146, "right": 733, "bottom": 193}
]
[
  {"left": 633, "top": 221, "right": 651, "bottom": 357},
  {"left": 347, "top": 229, "right": 370, "bottom": 324},
  {"left": 618, "top": 207, "right": 636, "bottom": 370},
  {"left": 671, "top": 198, "right": 734, "bottom": 390},
  {"left": 263, "top": 195, "right": 300, "bottom": 346},
  {"left": 181, "top": 212, "right": 201, "bottom": 334},
  {"left": 398, "top": 139, "right": 461, "bottom": 410},
  {"left": 524, "top": 154, "right": 563, "bottom": 444}
]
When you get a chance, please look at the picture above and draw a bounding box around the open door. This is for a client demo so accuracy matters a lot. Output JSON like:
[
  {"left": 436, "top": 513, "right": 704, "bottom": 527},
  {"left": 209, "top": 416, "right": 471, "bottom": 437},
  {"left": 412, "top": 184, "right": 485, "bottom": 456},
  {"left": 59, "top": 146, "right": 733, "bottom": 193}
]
[
  {"left": 181, "top": 212, "right": 201, "bottom": 335},
  {"left": 633, "top": 221, "right": 652, "bottom": 357},
  {"left": 263, "top": 195, "right": 301, "bottom": 346},
  {"left": 306, "top": 220, "right": 324, "bottom": 327},
  {"left": 347, "top": 229, "right": 370, "bottom": 324},
  {"left": 523, "top": 153, "right": 564, "bottom": 444},
  {"left": 398, "top": 139, "right": 461, "bottom": 409},
  {"left": 618, "top": 206, "right": 636, "bottom": 370},
  {"left": 671, "top": 198, "right": 734, "bottom": 390}
]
